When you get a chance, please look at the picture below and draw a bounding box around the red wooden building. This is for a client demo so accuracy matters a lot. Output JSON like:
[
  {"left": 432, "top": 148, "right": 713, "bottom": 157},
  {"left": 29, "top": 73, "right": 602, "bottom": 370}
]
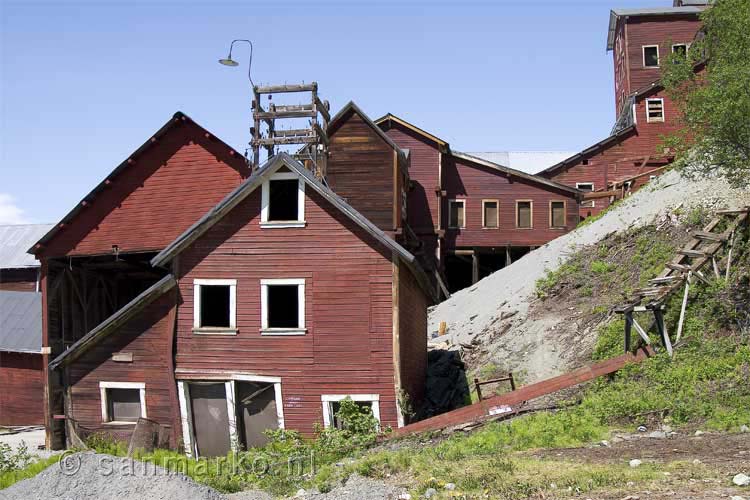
[
  {"left": 539, "top": 2, "right": 706, "bottom": 218},
  {"left": 32, "top": 112, "right": 433, "bottom": 455},
  {"left": 375, "top": 114, "right": 582, "bottom": 293}
]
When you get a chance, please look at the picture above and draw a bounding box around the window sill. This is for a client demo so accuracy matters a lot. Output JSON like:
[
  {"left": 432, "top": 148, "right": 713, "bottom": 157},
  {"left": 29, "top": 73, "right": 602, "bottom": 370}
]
[
  {"left": 260, "top": 328, "right": 307, "bottom": 336},
  {"left": 193, "top": 327, "right": 238, "bottom": 335},
  {"left": 515, "top": 227, "right": 534, "bottom": 230},
  {"left": 103, "top": 421, "right": 138, "bottom": 426},
  {"left": 481, "top": 227, "right": 499, "bottom": 230},
  {"left": 260, "top": 221, "right": 307, "bottom": 229}
]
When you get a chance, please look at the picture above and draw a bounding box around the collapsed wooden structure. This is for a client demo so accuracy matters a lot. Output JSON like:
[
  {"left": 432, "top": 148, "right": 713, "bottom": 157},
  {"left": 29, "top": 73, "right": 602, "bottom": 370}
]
[{"left": 615, "top": 207, "right": 750, "bottom": 356}]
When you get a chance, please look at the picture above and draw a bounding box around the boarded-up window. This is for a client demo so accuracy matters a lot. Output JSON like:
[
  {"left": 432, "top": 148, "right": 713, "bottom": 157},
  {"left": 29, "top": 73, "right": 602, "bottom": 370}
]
[
  {"left": 550, "top": 201, "right": 566, "bottom": 228},
  {"left": 643, "top": 45, "right": 659, "bottom": 67},
  {"left": 516, "top": 201, "right": 532, "bottom": 228},
  {"left": 107, "top": 388, "right": 141, "bottom": 422},
  {"left": 483, "top": 201, "right": 498, "bottom": 228},
  {"left": 448, "top": 200, "right": 465, "bottom": 228},
  {"left": 646, "top": 99, "right": 664, "bottom": 123}
]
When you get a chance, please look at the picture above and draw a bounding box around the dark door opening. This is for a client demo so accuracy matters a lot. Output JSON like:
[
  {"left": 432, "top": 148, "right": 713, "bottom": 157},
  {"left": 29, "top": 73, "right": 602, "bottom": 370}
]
[
  {"left": 189, "top": 383, "right": 230, "bottom": 457},
  {"left": 235, "top": 381, "right": 279, "bottom": 450},
  {"left": 444, "top": 253, "right": 474, "bottom": 293}
]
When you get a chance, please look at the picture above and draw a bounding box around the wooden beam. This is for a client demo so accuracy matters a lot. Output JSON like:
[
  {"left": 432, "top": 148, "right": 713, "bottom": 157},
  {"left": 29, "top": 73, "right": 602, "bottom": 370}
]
[
  {"left": 255, "top": 109, "right": 317, "bottom": 120},
  {"left": 315, "top": 96, "right": 330, "bottom": 123},
  {"left": 254, "top": 83, "right": 317, "bottom": 94},
  {"left": 252, "top": 135, "right": 320, "bottom": 146},
  {"left": 631, "top": 317, "right": 652, "bottom": 345},
  {"left": 691, "top": 230, "right": 727, "bottom": 242},
  {"left": 675, "top": 272, "right": 691, "bottom": 342}
]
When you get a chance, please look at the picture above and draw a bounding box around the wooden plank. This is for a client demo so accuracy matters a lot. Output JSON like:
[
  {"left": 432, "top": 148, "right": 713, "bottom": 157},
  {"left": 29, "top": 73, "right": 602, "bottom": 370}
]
[
  {"left": 691, "top": 230, "right": 727, "bottom": 242},
  {"left": 254, "top": 83, "right": 316, "bottom": 94},
  {"left": 675, "top": 272, "right": 691, "bottom": 342},
  {"left": 255, "top": 110, "right": 317, "bottom": 120},
  {"left": 252, "top": 136, "right": 319, "bottom": 146}
]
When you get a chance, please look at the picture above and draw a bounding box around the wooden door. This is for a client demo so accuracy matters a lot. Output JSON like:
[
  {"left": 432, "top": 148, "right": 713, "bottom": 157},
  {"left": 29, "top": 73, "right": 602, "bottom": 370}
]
[{"left": 189, "top": 383, "right": 230, "bottom": 457}]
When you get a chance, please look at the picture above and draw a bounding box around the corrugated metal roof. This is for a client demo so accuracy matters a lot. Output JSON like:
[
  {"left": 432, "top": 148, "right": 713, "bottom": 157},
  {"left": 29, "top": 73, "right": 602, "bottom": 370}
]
[
  {"left": 0, "top": 224, "right": 53, "bottom": 269},
  {"left": 0, "top": 291, "right": 42, "bottom": 353},
  {"left": 465, "top": 151, "right": 577, "bottom": 175}
]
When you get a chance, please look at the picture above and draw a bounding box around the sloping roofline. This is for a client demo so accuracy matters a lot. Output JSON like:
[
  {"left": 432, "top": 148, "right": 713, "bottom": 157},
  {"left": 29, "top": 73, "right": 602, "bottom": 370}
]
[
  {"left": 451, "top": 151, "right": 583, "bottom": 198},
  {"left": 537, "top": 125, "right": 637, "bottom": 177},
  {"left": 151, "top": 152, "right": 437, "bottom": 301},
  {"left": 328, "top": 102, "right": 408, "bottom": 163},
  {"left": 374, "top": 113, "right": 449, "bottom": 148},
  {"left": 28, "top": 112, "right": 248, "bottom": 256},
  {"left": 607, "top": 6, "right": 704, "bottom": 50}
]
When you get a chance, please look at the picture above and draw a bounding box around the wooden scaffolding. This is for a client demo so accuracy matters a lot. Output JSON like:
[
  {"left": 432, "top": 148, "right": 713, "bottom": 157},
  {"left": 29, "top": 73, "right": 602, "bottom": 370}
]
[
  {"left": 614, "top": 207, "right": 750, "bottom": 356},
  {"left": 251, "top": 82, "right": 330, "bottom": 177}
]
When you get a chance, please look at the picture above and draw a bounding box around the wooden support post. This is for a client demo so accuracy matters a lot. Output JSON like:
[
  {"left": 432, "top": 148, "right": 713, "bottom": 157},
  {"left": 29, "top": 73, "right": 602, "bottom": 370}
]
[
  {"left": 624, "top": 312, "right": 633, "bottom": 353},
  {"left": 712, "top": 256, "right": 720, "bottom": 279},
  {"left": 653, "top": 309, "right": 673, "bottom": 357},
  {"left": 505, "top": 246, "right": 512, "bottom": 267},
  {"left": 472, "top": 253, "right": 479, "bottom": 284},
  {"left": 676, "top": 271, "right": 691, "bottom": 342},
  {"left": 252, "top": 89, "right": 261, "bottom": 169},
  {"left": 508, "top": 372, "right": 516, "bottom": 391},
  {"left": 474, "top": 378, "right": 483, "bottom": 402},
  {"left": 725, "top": 231, "right": 735, "bottom": 279},
  {"left": 631, "top": 316, "right": 652, "bottom": 345}
]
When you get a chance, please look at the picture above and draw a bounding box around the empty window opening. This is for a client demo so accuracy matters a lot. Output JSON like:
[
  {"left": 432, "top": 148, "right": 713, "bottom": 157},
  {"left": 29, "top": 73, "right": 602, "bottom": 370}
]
[
  {"left": 582, "top": 159, "right": 589, "bottom": 165},
  {"left": 672, "top": 44, "right": 688, "bottom": 57},
  {"left": 268, "top": 179, "right": 299, "bottom": 221},
  {"left": 576, "top": 182, "right": 595, "bottom": 208},
  {"left": 200, "top": 285, "right": 230, "bottom": 328},
  {"left": 448, "top": 200, "right": 465, "bottom": 228},
  {"left": 321, "top": 395, "right": 381, "bottom": 430},
  {"left": 550, "top": 201, "right": 566, "bottom": 228},
  {"left": 643, "top": 45, "right": 659, "bottom": 67},
  {"left": 516, "top": 201, "right": 532, "bottom": 229},
  {"left": 482, "top": 200, "right": 498, "bottom": 228},
  {"left": 330, "top": 400, "right": 374, "bottom": 429},
  {"left": 646, "top": 98, "right": 664, "bottom": 123},
  {"left": 267, "top": 285, "right": 299, "bottom": 328}
]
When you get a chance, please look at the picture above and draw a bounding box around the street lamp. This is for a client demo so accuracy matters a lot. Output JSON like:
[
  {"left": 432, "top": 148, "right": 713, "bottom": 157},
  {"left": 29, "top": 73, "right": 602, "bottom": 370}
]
[{"left": 218, "top": 39, "right": 254, "bottom": 87}]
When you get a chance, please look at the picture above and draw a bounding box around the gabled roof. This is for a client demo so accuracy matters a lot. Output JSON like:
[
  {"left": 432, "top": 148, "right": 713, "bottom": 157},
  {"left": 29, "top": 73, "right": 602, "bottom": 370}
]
[
  {"left": 537, "top": 125, "right": 637, "bottom": 177},
  {"left": 0, "top": 291, "right": 42, "bottom": 354},
  {"left": 607, "top": 6, "right": 704, "bottom": 50},
  {"left": 49, "top": 274, "right": 176, "bottom": 369},
  {"left": 450, "top": 151, "right": 583, "bottom": 198},
  {"left": 374, "top": 113, "right": 449, "bottom": 148},
  {"left": 28, "top": 112, "right": 247, "bottom": 256},
  {"left": 0, "top": 224, "right": 52, "bottom": 269},
  {"left": 328, "top": 102, "right": 408, "bottom": 163},
  {"left": 152, "top": 152, "right": 417, "bottom": 268},
  {"left": 466, "top": 151, "right": 578, "bottom": 175}
]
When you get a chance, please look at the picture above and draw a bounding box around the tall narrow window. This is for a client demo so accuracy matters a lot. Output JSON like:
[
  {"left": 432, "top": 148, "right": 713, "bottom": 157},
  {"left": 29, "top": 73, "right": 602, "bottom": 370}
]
[
  {"left": 261, "top": 279, "right": 306, "bottom": 335},
  {"left": 193, "top": 279, "right": 237, "bottom": 334},
  {"left": 576, "top": 182, "right": 595, "bottom": 209},
  {"left": 646, "top": 98, "right": 664, "bottom": 123},
  {"left": 448, "top": 200, "right": 465, "bottom": 229},
  {"left": 482, "top": 200, "right": 498, "bottom": 228},
  {"left": 550, "top": 201, "right": 566, "bottom": 228},
  {"left": 643, "top": 45, "right": 659, "bottom": 67},
  {"left": 516, "top": 201, "right": 532, "bottom": 229}
]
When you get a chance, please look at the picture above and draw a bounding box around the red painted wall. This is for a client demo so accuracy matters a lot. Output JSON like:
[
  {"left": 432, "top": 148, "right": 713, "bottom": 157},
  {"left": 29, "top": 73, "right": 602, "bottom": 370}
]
[
  {"left": 40, "top": 121, "right": 248, "bottom": 258},
  {"left": 67, "top": 294, "right": 177, "bottom": 443},
  {"left": 175, "top": 184, "right": 425, "bottom": 434},
  {"left": 0, "top": 352, "right": 45, "bottom": 425},
  {"left": 0, "top": 268, "right": 37, "bottom": 292},
  {"left": 443, "top": 155, "right": 579, "bottom": 248},
  {"left": 398, "top": 262, "right": 428, "bottom": 421}
]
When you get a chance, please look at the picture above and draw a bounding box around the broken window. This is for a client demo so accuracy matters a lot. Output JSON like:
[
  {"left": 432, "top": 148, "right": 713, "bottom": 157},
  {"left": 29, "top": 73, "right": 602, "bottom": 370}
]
[
  {"left": 193, "top": 279, "right": 237, "bottom": 332},
  {"left": 261, "top": 172, "right": 305, "bottom": 227},
  {"left": 550, "top": 201, "right": 566, "bottom": 228},
  {"left": 516, "top": 201, "right": 532, "bottom": 229},
  {"left": 99, "top": 382, "right": 145, "bottom": 423},
  {"left": 482, "top": 200, "right": 498, "bottom": 228},
  {"left": 643, "top": 45, "right": 659, "bottom": 67},
  {"left": 261, "top": 279, "right": 305, "bottom": 333},
  {"left": 321, "top": 395, "right": 381, "bottom": 429},
  {"left": 646, "top": 98, "right": 664, "bottom": 123},
  {"left": 672, "top": 44, "right": 688, "bottom": 57},
  {"left": 448, "top": 200, "right": 465, "bottom": 228},
  {"left": 576, "top": 182, "right": 595, "bottom": 208}
]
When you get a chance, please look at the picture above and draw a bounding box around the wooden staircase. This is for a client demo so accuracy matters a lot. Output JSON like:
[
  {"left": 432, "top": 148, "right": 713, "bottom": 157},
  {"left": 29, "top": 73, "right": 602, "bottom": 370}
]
[{"left": 615, "top": 206, "right": 750, "bottom": 356}]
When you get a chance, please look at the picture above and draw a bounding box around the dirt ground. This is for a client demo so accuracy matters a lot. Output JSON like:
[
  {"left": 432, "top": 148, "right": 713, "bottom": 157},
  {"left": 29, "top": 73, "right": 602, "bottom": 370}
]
[{"left": 528, "top": 431, "right": 750, "bottom": 499}]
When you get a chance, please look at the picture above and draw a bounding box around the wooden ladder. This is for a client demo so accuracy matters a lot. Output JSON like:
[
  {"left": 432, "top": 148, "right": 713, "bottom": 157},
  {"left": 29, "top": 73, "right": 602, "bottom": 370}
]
[{"left": 614, "top": 206, "right": 750, "bottom": 356}]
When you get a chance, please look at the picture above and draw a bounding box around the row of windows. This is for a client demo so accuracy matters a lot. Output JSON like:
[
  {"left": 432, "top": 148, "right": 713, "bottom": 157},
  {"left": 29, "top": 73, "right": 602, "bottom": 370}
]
[
  {"left": 194, "top": 279, "right": 305, "bottom": 335},
  {"left": 642, "top": 43, "right": 688, "bottom": 69},
  {"left": 447, "top": 199, "right": 567, "bottom": 230}
]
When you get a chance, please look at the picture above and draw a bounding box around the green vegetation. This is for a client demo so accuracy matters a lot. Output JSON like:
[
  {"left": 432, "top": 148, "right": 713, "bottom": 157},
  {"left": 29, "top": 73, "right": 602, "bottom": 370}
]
[
  {"left": 0, "top": 442, "right": 61, "bottom": 490},
  {"left": 661, "top": 0, "right": 750, "bottom": 186}
]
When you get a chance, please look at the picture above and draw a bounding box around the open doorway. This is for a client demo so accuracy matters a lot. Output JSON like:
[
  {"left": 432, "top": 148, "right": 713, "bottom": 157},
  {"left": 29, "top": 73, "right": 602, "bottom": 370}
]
[{"left": 235, "top": 381, "right": 279, "bottom": 449}]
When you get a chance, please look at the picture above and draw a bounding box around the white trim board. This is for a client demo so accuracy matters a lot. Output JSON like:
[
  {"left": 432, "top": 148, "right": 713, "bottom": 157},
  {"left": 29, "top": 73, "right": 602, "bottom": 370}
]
[
  {"left": 193, "top": 279, "right": 237, "bottom": 334},
  {"left": 99, "top": 381, "right": 147, "bottom": 424},
  {"left": 260, "top": 278, "right": 306, "bottom": 333},
  {"left": 260, "top": 172, "right": 306, "bottom": 227},
  {"left": 321, "top": 394, "right": 381, "bottom": 429}
]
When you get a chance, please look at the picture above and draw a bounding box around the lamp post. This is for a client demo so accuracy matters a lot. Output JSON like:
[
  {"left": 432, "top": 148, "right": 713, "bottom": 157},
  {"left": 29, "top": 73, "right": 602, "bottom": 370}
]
[{"left": 218, "top": 39, "right": 254, "bottom": 87}]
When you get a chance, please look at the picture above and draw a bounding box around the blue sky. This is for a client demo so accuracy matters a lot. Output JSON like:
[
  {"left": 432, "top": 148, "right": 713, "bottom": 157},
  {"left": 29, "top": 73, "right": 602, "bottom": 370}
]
[{"left": 0, "top": 0, "right": 668, "bottom": 224}]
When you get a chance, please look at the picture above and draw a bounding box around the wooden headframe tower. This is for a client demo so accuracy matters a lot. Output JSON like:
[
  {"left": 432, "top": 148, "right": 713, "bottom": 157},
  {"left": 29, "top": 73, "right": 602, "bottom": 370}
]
[{"left": 251, "top": 82, "right": 330, "bottom": 177}]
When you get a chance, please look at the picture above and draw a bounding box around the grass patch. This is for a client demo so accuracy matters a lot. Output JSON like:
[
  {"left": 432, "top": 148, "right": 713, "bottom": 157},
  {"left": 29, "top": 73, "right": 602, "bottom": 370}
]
[{"left": 0, "top": 455, "right": 61, "bottom": 490}]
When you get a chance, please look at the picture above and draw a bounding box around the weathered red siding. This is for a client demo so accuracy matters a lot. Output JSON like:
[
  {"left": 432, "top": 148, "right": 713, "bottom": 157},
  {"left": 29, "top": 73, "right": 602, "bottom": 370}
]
[
  {"left": 67, "top": 294, "right": 177, "bottom": 443},
  {"left": 0, "top": 268, "right": 38, "bottom": 292},
  {"left": 327, "top": 111, "right": 398, "bottom": 232},
  {"left": 175, "top": 185, "right": 411, "bottom": 434},
  {"left": 0, "top": 352, "right": 45, "bottom": 425},
  {"left": 443, "top": 156, "right": 579, "bottom": 247},
  {"left": 40, "top": 121, "right": 248, "bottom": 258},
  {"left": 397, "top": 262, "right": 428, "bottom": 420}
]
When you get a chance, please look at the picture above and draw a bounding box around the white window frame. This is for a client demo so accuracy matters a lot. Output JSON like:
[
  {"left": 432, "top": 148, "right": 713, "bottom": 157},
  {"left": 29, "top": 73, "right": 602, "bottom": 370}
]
[
  {"left": 99, "top": 381, "right": 146, "bottom": 424},
  {"left": 448, "top": 199, "right": 465, "bottom": 229},
  {"left": 193, "top": 279, "right": 237, "bottom": 335},
  {"left": 481, "top": 199, "right": 499, "bottom": 229},
  {"left": 671, "top": 43, "right": 689, "bottom": 55},
  {"left": 260, "top": 278, "right": 306, "bottom": 335},
  {"left": 646, "top": 98, "right": 665, "bottom": 123},
  {"left": 642, "top": 45, "right": 660, "bottom": 68},
  {"left": 321, "top": 394, "right": 381, "bottom": 429},
  {"left": 260, "top": 172, "right": 306, "bottom": 228},
  {"left": 576, "top": 182, "right": 596, "bottom": 208}
]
